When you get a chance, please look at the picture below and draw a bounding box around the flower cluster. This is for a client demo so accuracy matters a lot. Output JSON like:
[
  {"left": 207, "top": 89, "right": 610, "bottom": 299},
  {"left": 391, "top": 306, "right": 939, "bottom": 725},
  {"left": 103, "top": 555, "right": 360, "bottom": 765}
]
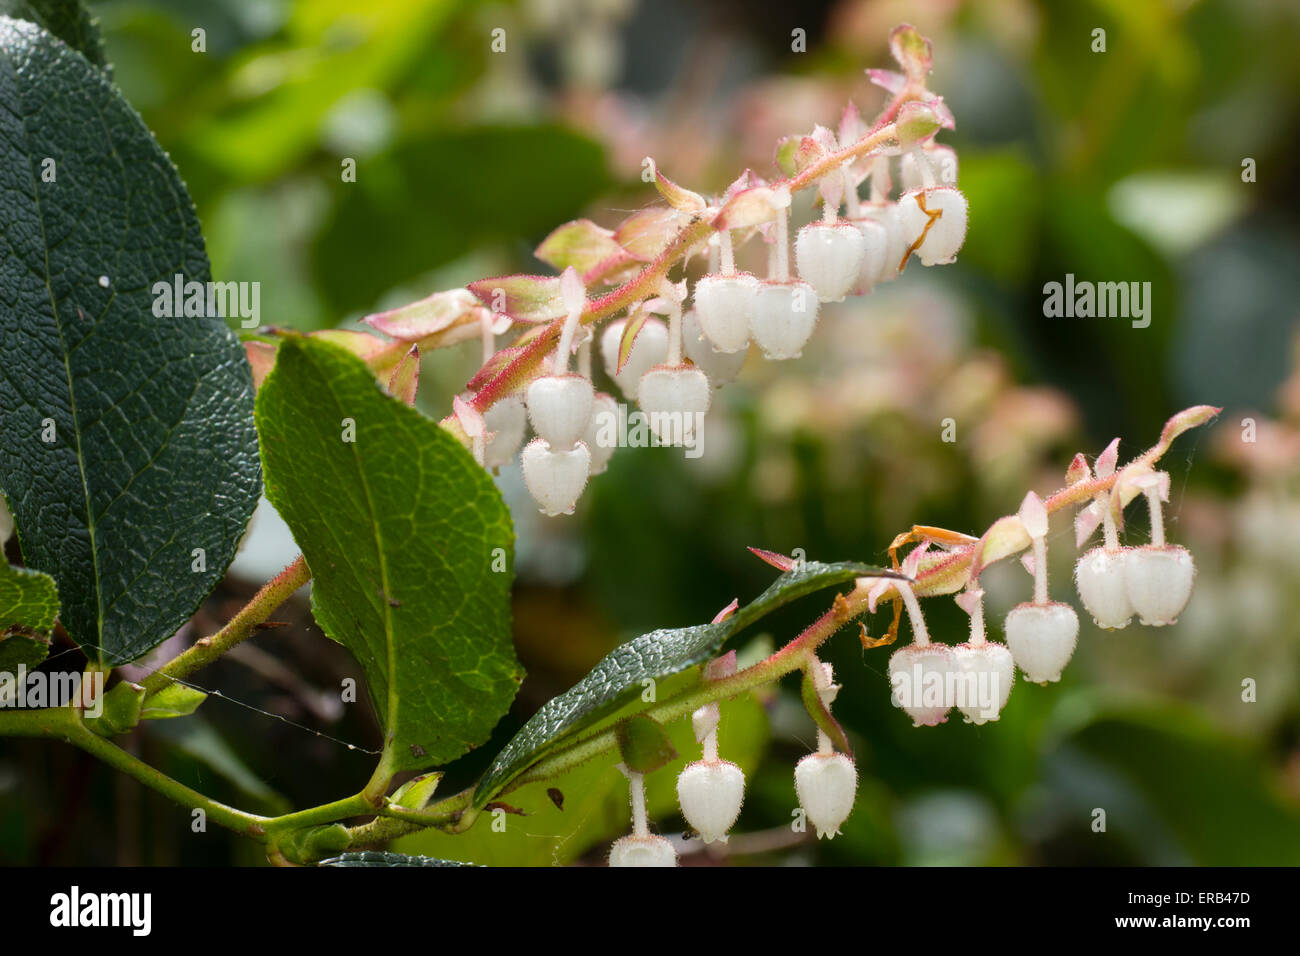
[
  {"left": 880, "top": 429, "right": 1205, "bottom": 729},
  {"left": 348, "top": 26, "right": 965, "bottom": 517}
]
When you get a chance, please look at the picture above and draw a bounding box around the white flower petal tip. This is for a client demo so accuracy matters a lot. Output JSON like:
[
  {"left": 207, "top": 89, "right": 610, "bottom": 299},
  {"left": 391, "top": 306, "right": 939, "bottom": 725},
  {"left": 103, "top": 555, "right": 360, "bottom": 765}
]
[
  {"left": 608, "top": 834, "right": 678, "bottom": 867},
  {"left": 951, "top": 641, "right": 1014, "bottom": 724},
  {"left": 898, "top": 186, "right": 968, "bottom": 266},
  {"left": 795, "top": 752, "right": 857, "bottom": 840},
  {"left": 795, "top": 222, "right": 866, "bottom": 302},
  {"left": 676, "top": 759, "right": 745, "bottom": 845},
  {"left": 1004, "top": 601, "right": 1079, "bottom": 684},
  {"left": 748, "top": 280, "right": 819, "bottom": 360},
  {"left": 1074, "top": 547, "right": 1134, "bottom": 630},
  {"left": 525, "top": 374, "right": 594, "bottom": 449},
  {"left": 520, "top": 438, "right": 590, "bottom": 516},
  {"left": 1125, "top": 544, "right": 1195, "bottom": 627},
  {"left": 692, "top": 273, "right": 758, "bottom": 353},
  {"left": 638, "top": 365, "right": 710, "bottom": 446},
  {"left": 888, "top": 643, "right": 957, "bottom": 727}
]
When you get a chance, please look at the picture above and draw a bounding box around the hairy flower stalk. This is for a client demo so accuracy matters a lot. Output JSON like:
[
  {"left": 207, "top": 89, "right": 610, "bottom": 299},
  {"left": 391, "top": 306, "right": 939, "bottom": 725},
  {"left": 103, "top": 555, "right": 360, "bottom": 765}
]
[
  {"left": 610, "top": 766, "right": 677, "bottom": 867},
  {"left": 676, "top": 698, "right": 746, "bottom": 845},
  {"left": 1123, "top": 473, "right": 1196, "bottom": 626}
]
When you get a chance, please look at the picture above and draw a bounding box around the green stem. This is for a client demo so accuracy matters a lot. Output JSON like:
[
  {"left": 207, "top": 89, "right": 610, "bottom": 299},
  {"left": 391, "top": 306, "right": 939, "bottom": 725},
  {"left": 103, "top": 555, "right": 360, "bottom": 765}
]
[{"left": 140, "top": 554, "right": 312, "bottom": 696}]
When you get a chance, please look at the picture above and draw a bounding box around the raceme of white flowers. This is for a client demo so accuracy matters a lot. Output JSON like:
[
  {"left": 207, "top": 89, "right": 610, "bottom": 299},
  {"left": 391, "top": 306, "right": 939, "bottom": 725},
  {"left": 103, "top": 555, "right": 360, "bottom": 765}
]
[
  {"left": 610, "top": 661, "right": 860, "bottom": 865},
  {"left": 886, "top": 459, "right": 1198, "bottom": 728},
  {"left": 478, "top": 135, "right": 967, "bottom": 516}
]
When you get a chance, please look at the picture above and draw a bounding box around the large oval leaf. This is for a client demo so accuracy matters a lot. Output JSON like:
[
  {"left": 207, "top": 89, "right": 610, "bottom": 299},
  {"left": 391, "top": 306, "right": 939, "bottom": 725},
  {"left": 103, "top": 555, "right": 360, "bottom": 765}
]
[
  {"left": 473, "top": 560, "right": 891, "bottom": 806},
  {"left": 256, "top": 337, "right": 522, "bottom": 773},
  {"left": 0, "top": 19, "right": 261, "bottom": 665}
]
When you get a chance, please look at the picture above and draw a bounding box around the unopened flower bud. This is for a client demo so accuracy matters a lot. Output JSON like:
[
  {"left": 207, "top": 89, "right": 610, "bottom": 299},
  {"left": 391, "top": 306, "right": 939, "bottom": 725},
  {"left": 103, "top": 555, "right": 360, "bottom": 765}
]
[{"left": 584, "top": 392, "right": 619, "bottom": 475}]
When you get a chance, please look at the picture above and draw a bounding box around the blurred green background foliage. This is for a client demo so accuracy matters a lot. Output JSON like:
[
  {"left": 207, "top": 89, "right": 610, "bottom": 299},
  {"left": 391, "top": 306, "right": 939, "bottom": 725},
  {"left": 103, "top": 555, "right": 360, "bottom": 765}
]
[{"left": 3, "top": 0, "right": 1299, "bottom": 866}]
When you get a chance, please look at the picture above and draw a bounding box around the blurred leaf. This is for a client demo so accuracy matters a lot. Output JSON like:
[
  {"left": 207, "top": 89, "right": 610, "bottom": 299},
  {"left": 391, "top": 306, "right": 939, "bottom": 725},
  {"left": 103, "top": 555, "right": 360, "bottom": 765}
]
[
  {"left": 473, "top": 560, "right": 893, "bottom": 807},
  {"left": 184, "top": 0, "right": 457, "bottom": 182},
  {"left": 1052, "top": 703, "right": 1300, "bottom": 865},
  {"left": 256, "top": 337, "right": 522, "bottom": 773},
  {"left": 313, "top": 124, "right": 610, "bottom": 313}
]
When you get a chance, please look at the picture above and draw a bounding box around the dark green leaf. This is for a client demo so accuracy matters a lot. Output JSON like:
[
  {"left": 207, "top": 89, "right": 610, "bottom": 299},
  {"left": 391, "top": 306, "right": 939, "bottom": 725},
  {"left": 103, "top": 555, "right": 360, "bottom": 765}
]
[
  {"left": 0, "top": 19, "right": 262, "bottom": 665},
  {"left": 473, "top": 560, "right": 893, "bottom": 806},
  {"left": 0, "top": 557, "right": 58, "bottom": 670},
  {"left": 0, "top": 0, "right": 108, "bottom": 73},
  {"left": 615, "top": 714, "right": 677, "bottom": 774},
  {"left": 319, "top": 851, "right": 478, "bottom": 868},
  {"left": 256, "top": 337, "right": 521, "bottom": 773}
]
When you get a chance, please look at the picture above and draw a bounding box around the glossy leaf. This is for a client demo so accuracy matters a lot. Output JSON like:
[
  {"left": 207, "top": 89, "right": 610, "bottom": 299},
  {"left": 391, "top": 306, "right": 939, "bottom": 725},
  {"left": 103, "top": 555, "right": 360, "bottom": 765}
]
[
  {"left": 473, "top": 560, "right": 892, "bottom": 806},
  {"left": 0, "top": 558, "right": 58, "bottom": 671},
  {"left": 256, "top": 337, "right": 522, "bottom": 772},
  {"left": 320, "top": 851, "right": 477, "bottom": 868},
  {"left": 0, "top": 19, "right": 262, "bottom": 665}
]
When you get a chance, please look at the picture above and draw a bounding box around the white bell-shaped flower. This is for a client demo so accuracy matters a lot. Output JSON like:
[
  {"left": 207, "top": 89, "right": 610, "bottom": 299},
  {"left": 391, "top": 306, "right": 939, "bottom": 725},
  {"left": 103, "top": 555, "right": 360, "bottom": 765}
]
[
  {"left": 600, "top": 317, "right": 669, "bottom": 401},
  {"left": 520, "top": 437, "right": 590, "bottom": 516},
  {"left": 1004, "top": 602, "right": 1079, "bottom": 684},
  {"left": 676, "top": 759, "right": 745, "bottom": 845},
  {"left": 795, "top": 222, "right": 866, "bottom": 302},
  {"left": 525, "top": 373, "right": 593, "bottom": 449},
  {"left": 1075, "top": 547, "right": 1134, "bottom": 629},
  {"left": 683, "top": 309, "right": 746, "bottom": 387},
  {"left": 638, "top": 364, "right": 710, "bottom": 447},
  {"left": 898, "top": 186, "right": 968, "bottom": 266},
  {"left": 847, "top": 216, "right": 889, "bottom": 294},
  {"left": 856, "top": 202, "right": 906, "bottom": 284},
  {"left": 482, "top": 395, "right": 527, "bottom": 469},
  {"left": 584, "top": 392, "right": 619, "bottom": 475},
  {"left": 888, "top": 643, "right": 957, "bottom": 727},
  {"left": 794, "top": 752, "right": 857, "bottom": 840},
  {"left": 952, "top": 642, "right": 1014, "bottom": 724},
  {"left": 692, "top": 273, "right": 758, "bottom": 353},
  {"left": 748, "top": 280, "right": 819, "bottom": 360},
  {"left": 1125, "top": 545, "right": 1195, "bottom": 626},
  {"left": 608, "top": 834, "right": 677, "bottom": 867}
]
